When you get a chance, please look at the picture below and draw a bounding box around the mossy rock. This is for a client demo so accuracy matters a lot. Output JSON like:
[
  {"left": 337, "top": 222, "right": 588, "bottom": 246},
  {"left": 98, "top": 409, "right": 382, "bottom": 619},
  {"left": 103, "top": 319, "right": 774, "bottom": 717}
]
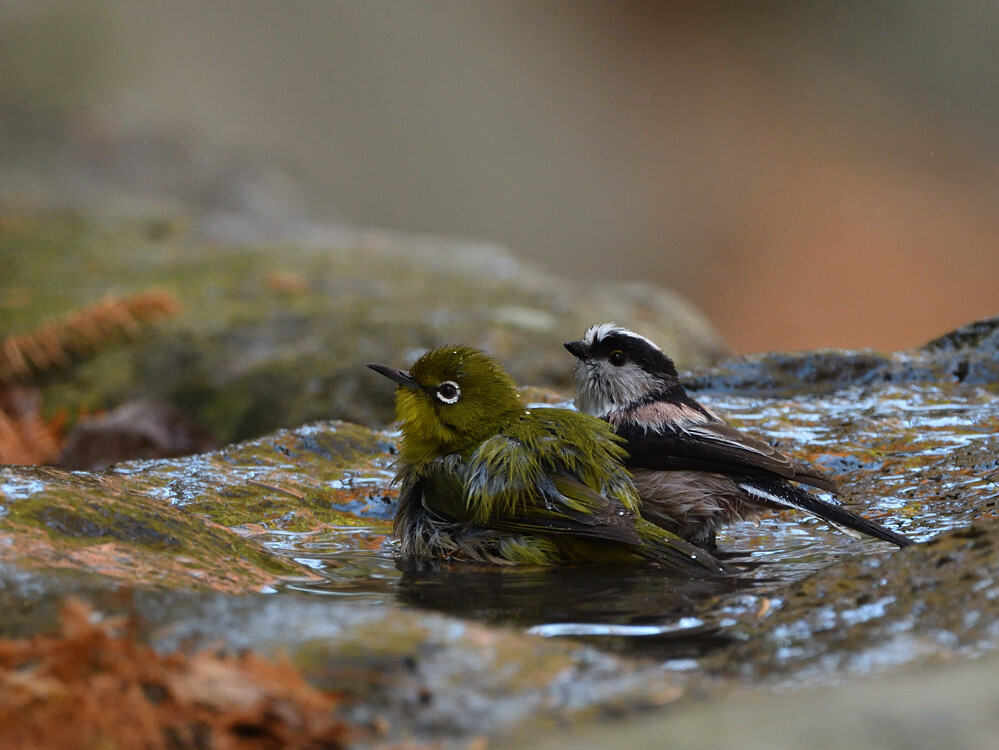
[
  {"left": 1, "top": 208, "right": 728, "bottom": 443},
  {"left": 0, "top": 419, "right": 397, "bottom": 593}
]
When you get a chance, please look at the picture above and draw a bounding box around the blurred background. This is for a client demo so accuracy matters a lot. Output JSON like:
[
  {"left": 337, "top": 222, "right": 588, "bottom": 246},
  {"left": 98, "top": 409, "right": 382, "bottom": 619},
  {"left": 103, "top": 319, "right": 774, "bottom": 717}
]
[{"left": 3, "top": 0, "right": 999, "bottom": 354}]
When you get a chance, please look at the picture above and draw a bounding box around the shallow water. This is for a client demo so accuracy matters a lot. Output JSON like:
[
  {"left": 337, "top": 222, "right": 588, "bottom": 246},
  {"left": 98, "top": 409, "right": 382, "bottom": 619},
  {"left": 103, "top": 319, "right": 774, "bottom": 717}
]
[{"left": 243, "top": 382, "right": 999, "bottom": 660}]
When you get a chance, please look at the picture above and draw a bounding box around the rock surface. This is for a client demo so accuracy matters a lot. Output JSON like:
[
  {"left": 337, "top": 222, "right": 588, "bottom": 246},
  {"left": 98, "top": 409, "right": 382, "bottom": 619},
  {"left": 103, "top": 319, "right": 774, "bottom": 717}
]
[
  {"left": 1, "top": 209, "right": 727, "bottom": 447},
  {"left": 684, "top": 316, "right": 999, "bottom": 392}
]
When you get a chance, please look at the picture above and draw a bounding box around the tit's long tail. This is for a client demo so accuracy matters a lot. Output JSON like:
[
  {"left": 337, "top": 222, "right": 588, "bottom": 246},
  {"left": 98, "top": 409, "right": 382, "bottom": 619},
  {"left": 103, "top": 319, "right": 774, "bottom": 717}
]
[{"left": 739, "top": 479, "right": 914, "bottom": 548}]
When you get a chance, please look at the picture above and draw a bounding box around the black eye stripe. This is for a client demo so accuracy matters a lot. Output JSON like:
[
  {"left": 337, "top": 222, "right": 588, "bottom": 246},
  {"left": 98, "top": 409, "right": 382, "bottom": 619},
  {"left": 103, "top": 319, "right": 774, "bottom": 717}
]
[
  {"left": 592, "top": 336, "right": 642, "bottom": 357},
  {"left": 590, "top": 333, "right": 677, "bottom": 377}
]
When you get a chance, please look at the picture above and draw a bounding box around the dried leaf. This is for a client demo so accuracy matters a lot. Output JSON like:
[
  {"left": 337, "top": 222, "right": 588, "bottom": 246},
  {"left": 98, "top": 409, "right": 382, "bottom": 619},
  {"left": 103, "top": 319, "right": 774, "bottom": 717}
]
[{"left": 0, "top": 599, "right": 353, "bottom": 750}]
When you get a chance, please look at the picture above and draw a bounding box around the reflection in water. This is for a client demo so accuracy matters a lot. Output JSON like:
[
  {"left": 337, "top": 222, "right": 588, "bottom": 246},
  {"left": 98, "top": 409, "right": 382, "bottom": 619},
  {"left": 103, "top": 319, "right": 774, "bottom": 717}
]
[
  {"left": 394, "top": 559, "right": 744, "bottom": 626},
  {"left": 396, "top": 558, "right": 753, "bottom": 659},
  {"left": 280, "top": 544, "right": 772, "bottom": 658}
]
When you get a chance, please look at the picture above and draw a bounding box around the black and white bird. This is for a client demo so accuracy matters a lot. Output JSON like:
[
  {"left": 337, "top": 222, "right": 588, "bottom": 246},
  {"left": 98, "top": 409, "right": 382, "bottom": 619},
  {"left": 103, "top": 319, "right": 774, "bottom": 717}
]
[{"left": 564, "top": 323, "right": 914, "bottom": 550}]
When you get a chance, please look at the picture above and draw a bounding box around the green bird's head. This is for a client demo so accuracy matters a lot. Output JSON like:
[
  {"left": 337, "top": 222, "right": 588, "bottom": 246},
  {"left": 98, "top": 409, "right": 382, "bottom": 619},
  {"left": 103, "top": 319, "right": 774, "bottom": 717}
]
[{"left": 367, "top": 345, "right": 525, "bottom": 464}]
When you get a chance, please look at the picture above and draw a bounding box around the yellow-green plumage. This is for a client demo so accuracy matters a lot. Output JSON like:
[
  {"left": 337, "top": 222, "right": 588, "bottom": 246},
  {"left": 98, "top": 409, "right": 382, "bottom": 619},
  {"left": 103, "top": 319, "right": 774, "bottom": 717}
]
[{"left": 368, "top": 345, "right": 727, "bottom": 576}]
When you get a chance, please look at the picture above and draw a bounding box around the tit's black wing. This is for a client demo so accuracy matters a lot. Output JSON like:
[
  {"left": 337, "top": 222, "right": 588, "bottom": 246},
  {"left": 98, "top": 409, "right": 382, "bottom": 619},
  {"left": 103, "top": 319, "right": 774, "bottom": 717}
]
[{"left": 618, "top": 417, "right": 839, "bottom": 492}]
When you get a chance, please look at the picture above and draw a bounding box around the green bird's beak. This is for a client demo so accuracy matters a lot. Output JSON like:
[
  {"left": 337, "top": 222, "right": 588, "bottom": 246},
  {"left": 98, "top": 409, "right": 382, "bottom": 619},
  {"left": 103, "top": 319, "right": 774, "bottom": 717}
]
[
  {"left": 563, "top": 340, "right": 589, "bottom": 360},
  {"left": 366, "top": 363, "right": 421, "bottom": 391}
]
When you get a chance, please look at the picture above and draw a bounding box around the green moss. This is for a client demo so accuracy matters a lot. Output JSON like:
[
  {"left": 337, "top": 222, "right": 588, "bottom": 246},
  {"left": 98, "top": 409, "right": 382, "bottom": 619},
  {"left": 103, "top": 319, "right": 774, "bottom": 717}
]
[
  {"left": 107, "top": 420, "right": 397, "bottom": 534},
  {"left": 1, "top": 208, "right": 727, "bottom": 442},
  {"left": 200, "top": 501, "right": 281, "bottom": 529},
  {"left": 0, "top": 465, "right": 307, "bottom": 588},
  {"left": 7, "top": 492, "right": 182, "bottom": 549},
  {"left": 186, "top": 488, "right": 392, "bottom": 533}
]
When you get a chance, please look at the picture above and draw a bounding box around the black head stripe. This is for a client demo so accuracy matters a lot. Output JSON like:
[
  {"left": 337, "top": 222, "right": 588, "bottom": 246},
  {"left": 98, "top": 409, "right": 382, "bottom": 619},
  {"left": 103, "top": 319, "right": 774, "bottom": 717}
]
[{"left": 591, "top": 331, "right": 679, "bottom": 379}]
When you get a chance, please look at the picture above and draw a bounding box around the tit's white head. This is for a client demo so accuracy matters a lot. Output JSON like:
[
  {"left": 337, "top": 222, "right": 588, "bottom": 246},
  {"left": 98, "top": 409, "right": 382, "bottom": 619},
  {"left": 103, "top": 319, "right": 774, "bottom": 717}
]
[{"left": 564, "top": 324, "right": 684, "bottom": 418}]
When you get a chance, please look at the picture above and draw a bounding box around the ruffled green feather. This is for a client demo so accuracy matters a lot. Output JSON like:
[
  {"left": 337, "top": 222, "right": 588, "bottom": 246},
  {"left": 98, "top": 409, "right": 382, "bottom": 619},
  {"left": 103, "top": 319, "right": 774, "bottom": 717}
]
[{"left": 463, "top": 408, "right": 639, "bottom": 523}]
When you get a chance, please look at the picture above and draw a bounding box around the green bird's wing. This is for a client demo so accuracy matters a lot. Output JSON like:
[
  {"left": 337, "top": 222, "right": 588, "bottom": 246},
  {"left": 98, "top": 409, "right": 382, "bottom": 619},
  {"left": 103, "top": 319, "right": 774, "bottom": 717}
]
[
  {"left": 461, "top": 408, "right": 654, "bottom": 546},
  {"left": 527, "top": 408, "right": 641, "bottom": 512},
  {"left": 406, "top": 454, "right": 468, "bottom": 520},
  {"left": 466, "top": 444, "right": 726, "bottom": 574},
  {"left": 411, "top": 410, "right": 730, "bottom": 575},
  {"left": 412, "top": 446, "right": 641, "bottom": 546},
  {"left": 394, "top": 458, "right": 533, "bottom": 564},
  {"left": 504, "top": 469, "right": 647, "bottom": 546}
]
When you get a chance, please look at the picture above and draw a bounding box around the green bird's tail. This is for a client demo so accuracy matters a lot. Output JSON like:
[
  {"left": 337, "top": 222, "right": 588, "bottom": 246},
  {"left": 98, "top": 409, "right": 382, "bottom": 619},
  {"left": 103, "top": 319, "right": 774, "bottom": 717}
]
[{"left": 634, "top": 518, "right": 734, "bottom": 576}]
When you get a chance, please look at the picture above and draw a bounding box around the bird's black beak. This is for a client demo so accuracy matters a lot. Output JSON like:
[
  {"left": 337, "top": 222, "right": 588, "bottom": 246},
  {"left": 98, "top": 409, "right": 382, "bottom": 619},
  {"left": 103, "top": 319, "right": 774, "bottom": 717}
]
[
  {"left": 366, "top": 363, "right": 421, "bottom": 391},
  {"left": 563, "top": 340, "right": 589, "bottom": 360}
]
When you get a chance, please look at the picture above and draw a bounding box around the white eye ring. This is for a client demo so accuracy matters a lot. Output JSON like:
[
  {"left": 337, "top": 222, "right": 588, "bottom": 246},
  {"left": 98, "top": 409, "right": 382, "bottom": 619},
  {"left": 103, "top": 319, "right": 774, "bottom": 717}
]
[{"left": 435, "top": 380, "right": 461, "bottom": 404}]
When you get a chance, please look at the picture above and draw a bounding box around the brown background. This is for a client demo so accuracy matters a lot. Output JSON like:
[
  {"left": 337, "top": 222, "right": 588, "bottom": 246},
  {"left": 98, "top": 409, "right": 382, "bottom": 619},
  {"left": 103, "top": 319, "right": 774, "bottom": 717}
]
[{"left": 6, "top": 1, "right": 998, "bottom": 353}]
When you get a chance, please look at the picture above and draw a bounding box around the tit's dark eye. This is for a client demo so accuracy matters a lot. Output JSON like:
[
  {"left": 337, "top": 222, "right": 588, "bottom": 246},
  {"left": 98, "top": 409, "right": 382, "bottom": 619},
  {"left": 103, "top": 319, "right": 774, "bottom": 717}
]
[
  {"left": 435, "top": 380, "right": 461, "bottom": 404},
  {"left": 608, "top": 350, "right": 626, "bottom": 366}
]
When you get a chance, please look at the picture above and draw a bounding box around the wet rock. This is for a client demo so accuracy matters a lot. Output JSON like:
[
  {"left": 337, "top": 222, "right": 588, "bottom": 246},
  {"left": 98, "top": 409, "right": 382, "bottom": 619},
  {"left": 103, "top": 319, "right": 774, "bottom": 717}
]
[
  {"left": 0, "top": 463, "right": 307, "bottom": 593},
  {"left": 922, "top": 316, "right": 999, "bottom": 353},
  {"left": 0, "top": 563, "right": 688, "bottom": 746},
  {"left": 683, "top": 349, "right": 892, "bottom": 392},
  {"left": 723, "top": 519, "right": 999, "bottom": 683},
  {"left": 684, "top": 316, "right": 999, "bottom": 393},
  {"left": 0, "top": 420, "right": 397, "bottom": 593}
]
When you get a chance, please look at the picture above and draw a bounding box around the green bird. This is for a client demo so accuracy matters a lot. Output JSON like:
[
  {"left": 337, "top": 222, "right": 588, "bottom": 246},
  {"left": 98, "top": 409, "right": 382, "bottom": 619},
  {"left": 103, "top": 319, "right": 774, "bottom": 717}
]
[{"left": 367, "top": 345, "right": 729, "bottom": 576}]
